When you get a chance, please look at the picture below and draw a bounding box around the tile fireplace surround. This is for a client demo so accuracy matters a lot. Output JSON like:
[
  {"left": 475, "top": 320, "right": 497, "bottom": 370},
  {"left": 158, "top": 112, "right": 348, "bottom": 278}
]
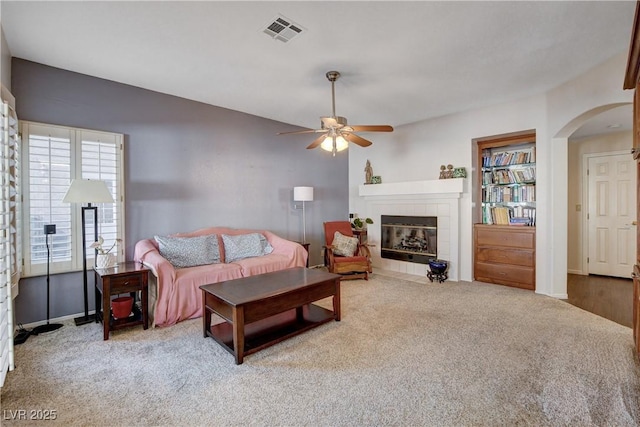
[{"left": 358, "top": 178, "right": 463, "bottom": 281}]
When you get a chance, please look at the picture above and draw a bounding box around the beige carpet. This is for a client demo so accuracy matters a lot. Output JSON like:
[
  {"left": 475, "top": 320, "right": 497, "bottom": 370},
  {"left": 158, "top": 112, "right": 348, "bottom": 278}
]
[{"left": 2, "top": 272, "right": 639, "bottom": 426}]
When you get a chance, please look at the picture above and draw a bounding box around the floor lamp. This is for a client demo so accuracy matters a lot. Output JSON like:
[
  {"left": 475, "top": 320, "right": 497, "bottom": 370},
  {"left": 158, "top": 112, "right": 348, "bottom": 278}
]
[
  {"left": 31, "top": 225, "right": 63, "bottom": 335},
  {"left": 294, "top": 186, "right": 314, "bottom": 243},
  {"left": 63, "top": 179, "right": 114, "bottom": 326}
]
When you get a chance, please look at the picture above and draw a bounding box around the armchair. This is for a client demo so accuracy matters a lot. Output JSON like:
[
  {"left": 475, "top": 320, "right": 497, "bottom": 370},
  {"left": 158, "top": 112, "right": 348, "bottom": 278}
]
[{"left": 323, "top": 221, "right": 371, "bottom": 280}]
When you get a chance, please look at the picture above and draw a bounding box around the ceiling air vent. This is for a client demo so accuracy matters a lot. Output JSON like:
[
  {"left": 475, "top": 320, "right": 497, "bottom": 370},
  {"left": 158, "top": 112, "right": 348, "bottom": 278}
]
[{"left": 262, "top": 15, "right": 305, "bottom": 43}]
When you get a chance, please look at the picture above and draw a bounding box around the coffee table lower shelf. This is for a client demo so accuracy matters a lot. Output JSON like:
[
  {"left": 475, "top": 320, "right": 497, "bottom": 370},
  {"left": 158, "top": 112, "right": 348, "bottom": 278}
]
[{"left": 206, "top": 304, "right": 333, "bottom": 359}]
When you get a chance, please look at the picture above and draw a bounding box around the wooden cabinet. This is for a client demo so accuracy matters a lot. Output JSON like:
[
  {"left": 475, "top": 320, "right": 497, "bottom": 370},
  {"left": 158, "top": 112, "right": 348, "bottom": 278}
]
[
  {"left": 473, "top": 130, "right": 536, "bottom": 290},
  {"left": 625, "top": 1, "right": 640, "bottom": 361},
  {"left": 474, "top": 224, "right": 535, "bottom": 290}
]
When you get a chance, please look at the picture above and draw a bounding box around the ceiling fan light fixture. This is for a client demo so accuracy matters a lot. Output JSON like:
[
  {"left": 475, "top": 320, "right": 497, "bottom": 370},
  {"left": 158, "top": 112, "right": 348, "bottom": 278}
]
[
  {"left": 277, "top": 70, "right": 393, "bottom": 152},
  {"left": 320, "top": 135, "right": 349, "bottom": 153}
]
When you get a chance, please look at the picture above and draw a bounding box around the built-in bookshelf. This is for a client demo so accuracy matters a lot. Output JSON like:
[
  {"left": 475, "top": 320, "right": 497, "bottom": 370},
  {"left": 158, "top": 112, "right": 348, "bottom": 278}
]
[
  {"left": 474, "top": 130, "right": 536, "bottom": 291},
  {"left": 480, "top": 141, "right": 536, "bottom": 226}
]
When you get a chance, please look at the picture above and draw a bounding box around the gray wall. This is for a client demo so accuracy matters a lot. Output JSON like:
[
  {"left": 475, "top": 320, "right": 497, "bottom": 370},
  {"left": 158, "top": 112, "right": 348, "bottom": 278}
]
[
  {"left": 1, "top": 25, "right": 10, "bottom": 89},
  {"left": 12, "top": 58, "right": 348, "bottom": 324}
]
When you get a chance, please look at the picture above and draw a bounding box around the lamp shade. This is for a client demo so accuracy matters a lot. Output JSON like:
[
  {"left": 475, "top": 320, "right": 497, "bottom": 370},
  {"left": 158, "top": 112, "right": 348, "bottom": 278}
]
[
  {"left": 293, "top": 186, "right": 314, "bottom": 202},
  {"left": 320, "top": 135, "right": 349, "bottom": 152},
  {"left": 62, "top": 179, "right": 114, "bottom": 204}
]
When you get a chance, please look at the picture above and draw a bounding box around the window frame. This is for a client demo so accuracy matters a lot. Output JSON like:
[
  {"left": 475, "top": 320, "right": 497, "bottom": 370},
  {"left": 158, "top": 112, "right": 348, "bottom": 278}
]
[{"left": 20, "top": 121, "right": 125, "bottom": 277}]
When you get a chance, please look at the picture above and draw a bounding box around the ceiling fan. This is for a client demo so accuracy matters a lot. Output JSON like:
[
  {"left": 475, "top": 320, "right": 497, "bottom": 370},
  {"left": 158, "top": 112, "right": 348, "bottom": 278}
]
[{"left": 278, "top": 71, "right": 393, "bottom": 155}]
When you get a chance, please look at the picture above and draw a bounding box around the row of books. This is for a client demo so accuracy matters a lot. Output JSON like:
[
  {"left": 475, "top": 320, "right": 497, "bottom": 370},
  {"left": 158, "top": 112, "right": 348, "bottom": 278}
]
[
  {"left": 482, "top": 148, "right": 535, "bottom": 167},
  {"left": 483, "top": 205, "right": 536, "bottom": 226},
  {"left": 482, "top": 185, "right": 535, "bottom": 203},
  {"left": 482, "top": 167, "right": 536, "bottom": 185}
]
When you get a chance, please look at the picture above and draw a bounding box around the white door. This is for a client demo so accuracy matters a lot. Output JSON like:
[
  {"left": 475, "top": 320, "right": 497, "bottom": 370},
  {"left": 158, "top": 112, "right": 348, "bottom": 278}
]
[{"left": 588, "top": 153, "right": 637, "bottom": 277}]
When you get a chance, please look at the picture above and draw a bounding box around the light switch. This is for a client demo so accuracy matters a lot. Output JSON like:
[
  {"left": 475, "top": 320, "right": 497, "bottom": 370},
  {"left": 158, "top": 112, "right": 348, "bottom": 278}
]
[{"left": 576, "top": 204, "right": 581, "bottom": 212}]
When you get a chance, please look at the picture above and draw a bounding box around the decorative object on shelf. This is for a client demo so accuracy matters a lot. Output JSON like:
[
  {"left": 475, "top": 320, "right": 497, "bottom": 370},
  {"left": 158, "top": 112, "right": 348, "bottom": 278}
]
[
  {"left": 111, "top": 296, "right": 133, "bottom": 319},
  {"left": 62, "top": 179, "right": 115, "bottom": 326},
  {"left": 453, "top": 167, "right": 467, "bottom": 178},
  {"left": 371, "top": 175, "right": 382, "bottom": 184},
  {"left": 351, "top": 217, "right": 373, "bottom": 230},
  {"left": 427, "top": 259, "right": 449, "bottom": 283},
  {"left": 91, "top": 236, "right": 120, "bottom": 269},
  {"left": 293, "top": 186, "right": 314, "bottom": 243},
  {"left": 95, "top": 253, "right": 116, "bottom": 269},
  {"left": 365, "top": 159, "right": 373, "bottom": 184},
  {"left": 446, "top": 164, "right": 454, "bottom": 178},
  {"left": 440, "top": 165, "right": 466, "bottom": 179}
]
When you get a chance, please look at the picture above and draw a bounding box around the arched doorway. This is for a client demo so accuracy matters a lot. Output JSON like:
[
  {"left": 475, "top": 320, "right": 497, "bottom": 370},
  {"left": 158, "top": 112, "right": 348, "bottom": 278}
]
[{"left": 556, "top": 103, "right": 633, "bottom": 326}]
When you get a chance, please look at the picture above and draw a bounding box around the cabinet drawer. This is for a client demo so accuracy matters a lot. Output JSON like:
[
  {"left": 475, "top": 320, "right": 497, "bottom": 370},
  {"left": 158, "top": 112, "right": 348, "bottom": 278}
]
[
  {"left": 474, "top": 262, "right": 535, "bottom": 289},
  {"left": 475, "top": 228, "right": 534, "bottom": 249},
  {"left": 475, "top": 247, "right": 534, "bottom": 267},
  {"left": 109, "top": 274, "right": 142, "bottom": 292}
]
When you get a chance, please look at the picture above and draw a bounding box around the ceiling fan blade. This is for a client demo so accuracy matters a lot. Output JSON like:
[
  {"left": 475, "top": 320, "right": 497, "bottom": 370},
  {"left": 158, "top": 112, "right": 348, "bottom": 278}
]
[
  {"left": 277, "top": 129, "right": 323, "bottom": 135},
  {"left": 342, "top": 132, "right": 373, "bottom": 147},
  {"left": 350, "top": 125, "right": 394, "bottom": 132},
  {"left": 307, "top": 133, "right": 328, "bottom": 149}
]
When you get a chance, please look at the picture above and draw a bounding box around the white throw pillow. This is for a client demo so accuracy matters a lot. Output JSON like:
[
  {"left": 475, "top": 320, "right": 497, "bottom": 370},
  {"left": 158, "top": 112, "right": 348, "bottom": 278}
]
[
  {"left": 154, "top": 234, "right": 220, "bottom": 268},
  {"left": 222, "top": 233, "right": 273, "bottom": 263},
  {"left": 332, "top": 231, "right": 358, "bottom": 257}
]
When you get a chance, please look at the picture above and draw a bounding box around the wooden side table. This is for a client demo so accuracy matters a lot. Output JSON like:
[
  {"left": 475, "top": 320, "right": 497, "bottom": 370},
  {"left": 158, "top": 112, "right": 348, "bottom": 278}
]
[
  {"left": 296, "top": 242, "right": 310, "bottom": 267},
  {"left": 352, "top": 229, "right": 367, "bottom": 245},
  {"left": 94, "top": 261, "right": 149, "bottom": 340}
]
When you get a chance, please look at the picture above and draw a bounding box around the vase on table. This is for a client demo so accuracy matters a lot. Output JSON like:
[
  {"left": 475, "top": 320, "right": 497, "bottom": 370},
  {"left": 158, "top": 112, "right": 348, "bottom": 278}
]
[{"left": 96, "top": 253, "right": 115, "bottom": 269}]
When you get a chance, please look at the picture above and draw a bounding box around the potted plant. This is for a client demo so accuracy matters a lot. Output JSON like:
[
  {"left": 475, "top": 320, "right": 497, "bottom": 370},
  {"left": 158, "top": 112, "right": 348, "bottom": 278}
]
[
  {"left": 351, "top": 217, "right": 373, "bottom": 230},
  {"left": 91, "top": 236, "right": 121, "bottom": 268}
]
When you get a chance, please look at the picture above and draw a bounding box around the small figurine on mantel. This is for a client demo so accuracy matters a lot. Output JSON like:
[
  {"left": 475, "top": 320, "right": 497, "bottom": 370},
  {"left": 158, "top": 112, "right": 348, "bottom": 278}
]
[
  {"left": 439, "top": 165, "right": 447, "bottom": 179},
  {"left": 439, "top": 164, "right": 455, "bottom": 179},
  {"left": 446, "top": 164, "right": 454, "bottom": 178},
  {"left": 365, "top": 160, "right": 373, "bottom": 184}
]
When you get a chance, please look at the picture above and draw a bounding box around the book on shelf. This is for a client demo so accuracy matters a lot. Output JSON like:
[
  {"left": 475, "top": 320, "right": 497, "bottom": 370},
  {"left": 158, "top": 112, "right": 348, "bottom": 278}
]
[
  {"left": 483, "top": 148, "right": 535, "bottom": 167},
  {"left": 482, "top": 206, "right": 536, "bottom": 226},
  {"left": 509, "top": 217, "right": 531, "bottom": 226}
]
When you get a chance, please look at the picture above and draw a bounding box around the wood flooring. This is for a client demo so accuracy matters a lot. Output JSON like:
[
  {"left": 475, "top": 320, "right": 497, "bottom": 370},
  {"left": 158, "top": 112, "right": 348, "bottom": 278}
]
[{"left": 565, "top": 273, "right": 633, "bottom": 328}]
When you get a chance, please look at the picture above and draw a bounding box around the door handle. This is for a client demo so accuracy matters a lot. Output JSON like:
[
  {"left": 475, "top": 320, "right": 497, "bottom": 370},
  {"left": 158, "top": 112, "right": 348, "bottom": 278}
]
[{"left": 633, "top": 221, "right": 638, "bottom": 226}]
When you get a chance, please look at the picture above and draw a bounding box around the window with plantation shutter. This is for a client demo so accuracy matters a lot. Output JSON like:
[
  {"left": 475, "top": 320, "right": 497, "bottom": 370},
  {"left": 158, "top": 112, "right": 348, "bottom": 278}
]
[
  {"left": 1, "top": 85, "right": 19, "bottom": 388},
  {"left": 21, "top": 122, "right": 124, "bottom": 277}
]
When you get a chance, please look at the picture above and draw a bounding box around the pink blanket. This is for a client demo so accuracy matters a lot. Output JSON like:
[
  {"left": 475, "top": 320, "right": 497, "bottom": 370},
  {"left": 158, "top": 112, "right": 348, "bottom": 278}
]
[{"left": 133, "top": 227, "right": 308, "bottom": 327}]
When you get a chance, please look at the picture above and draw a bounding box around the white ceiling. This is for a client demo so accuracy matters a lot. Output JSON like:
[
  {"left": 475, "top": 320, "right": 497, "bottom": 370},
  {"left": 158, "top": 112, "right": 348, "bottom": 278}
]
[{"left": 1, "top": 1, "right": 636, "bottom": 135}]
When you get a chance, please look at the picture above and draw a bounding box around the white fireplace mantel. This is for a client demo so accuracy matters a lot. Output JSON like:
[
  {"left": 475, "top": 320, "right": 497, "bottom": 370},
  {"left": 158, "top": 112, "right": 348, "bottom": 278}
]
[
  {"left": 357, "top": 178, "right": 463, "bottom": 281},
  {"left": 358, "top": 178, "right": 463, "bottom": 198}
]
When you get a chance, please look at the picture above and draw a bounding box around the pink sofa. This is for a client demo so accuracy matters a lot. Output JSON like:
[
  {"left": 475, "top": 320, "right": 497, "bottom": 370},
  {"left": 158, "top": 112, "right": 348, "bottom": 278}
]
[{"left": 133, "top": 227, "right": 308, "bottom": 327}]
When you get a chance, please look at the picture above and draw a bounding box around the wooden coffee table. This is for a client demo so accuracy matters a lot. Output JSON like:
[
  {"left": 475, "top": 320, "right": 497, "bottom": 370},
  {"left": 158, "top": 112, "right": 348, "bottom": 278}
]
[{"left": 200, "top": 267, "right": 341, "bottom": 364}]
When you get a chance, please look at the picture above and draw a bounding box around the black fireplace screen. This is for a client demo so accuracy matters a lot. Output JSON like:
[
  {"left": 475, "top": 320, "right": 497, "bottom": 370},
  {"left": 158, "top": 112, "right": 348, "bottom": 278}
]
[{"left": 381, "top": 215, "right": 437, "bottom": 265}]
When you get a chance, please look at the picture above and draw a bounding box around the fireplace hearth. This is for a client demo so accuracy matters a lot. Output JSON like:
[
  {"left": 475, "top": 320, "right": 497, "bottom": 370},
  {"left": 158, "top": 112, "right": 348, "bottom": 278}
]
[{"left": 381, "top": 215, "right": 437, "bottom": 265}]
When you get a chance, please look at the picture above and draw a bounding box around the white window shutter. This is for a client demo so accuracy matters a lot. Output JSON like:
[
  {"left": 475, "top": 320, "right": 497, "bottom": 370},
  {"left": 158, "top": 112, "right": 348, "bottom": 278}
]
[{"left": 1, "top": 85, "right": 18, "bottom": 387}]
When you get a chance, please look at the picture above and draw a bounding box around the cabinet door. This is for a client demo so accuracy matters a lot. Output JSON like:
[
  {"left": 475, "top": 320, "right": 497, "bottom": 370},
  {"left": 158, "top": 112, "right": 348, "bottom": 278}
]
[
  {"left": 635, "top": 84, "right": 640, "bottom": 359},
  {"left": 634, "top": 265, "right": 640, "bottom": 359}
]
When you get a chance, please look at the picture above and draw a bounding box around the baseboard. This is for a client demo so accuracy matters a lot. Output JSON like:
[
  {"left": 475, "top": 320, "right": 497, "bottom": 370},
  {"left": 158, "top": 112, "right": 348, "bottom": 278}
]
[
  {"left": 567, "top": 269, "right": 585, "bottom": 275},
  {"left": 538, "top": 291, "right": 569, "bottom": 299},
  {"left": 18, "top": 310, "right": 97, "bottom": 331}
]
